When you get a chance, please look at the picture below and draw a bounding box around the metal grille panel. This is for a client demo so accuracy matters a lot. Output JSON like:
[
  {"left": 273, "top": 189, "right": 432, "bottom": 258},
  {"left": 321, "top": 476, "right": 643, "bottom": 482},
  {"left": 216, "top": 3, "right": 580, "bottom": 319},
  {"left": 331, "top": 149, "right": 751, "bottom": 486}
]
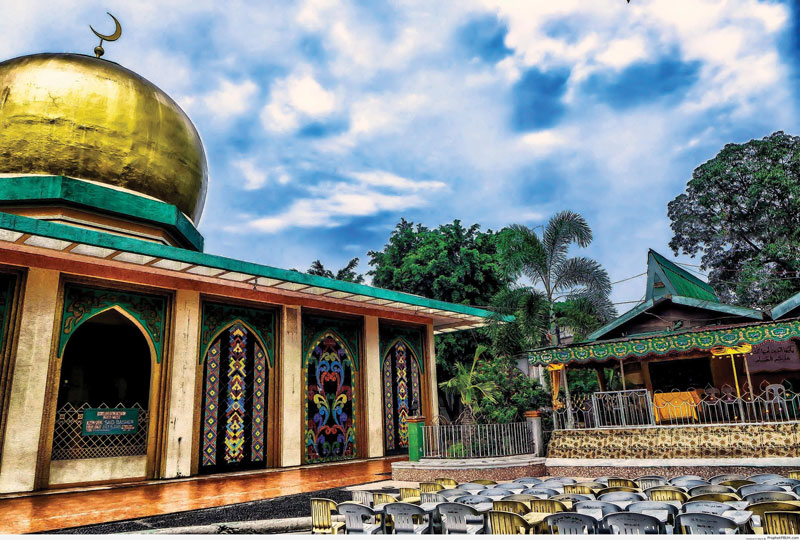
[{"left": 51, "top": 402, "right": 148, "bottom": 460}]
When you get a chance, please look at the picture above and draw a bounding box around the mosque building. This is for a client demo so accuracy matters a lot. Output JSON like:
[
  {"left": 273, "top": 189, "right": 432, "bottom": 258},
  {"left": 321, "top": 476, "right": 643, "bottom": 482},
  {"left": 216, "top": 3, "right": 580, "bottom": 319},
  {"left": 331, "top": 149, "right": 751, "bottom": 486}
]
[{"left": 0, "top": 44, "right": 492, "bottom": 493}]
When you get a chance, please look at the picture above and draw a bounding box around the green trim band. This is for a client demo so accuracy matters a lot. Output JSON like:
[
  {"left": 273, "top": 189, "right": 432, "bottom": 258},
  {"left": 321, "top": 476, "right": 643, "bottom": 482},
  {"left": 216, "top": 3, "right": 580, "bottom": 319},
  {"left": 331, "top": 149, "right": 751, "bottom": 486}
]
[
  {"left": 529, "top": 319, "right": 800, "bottom": 366},
  {"left": 0, "top": 210, "right": 503, "bottom": 322},
  {"left": 0, "top": 176, "right": 203, "bottom": 251}
]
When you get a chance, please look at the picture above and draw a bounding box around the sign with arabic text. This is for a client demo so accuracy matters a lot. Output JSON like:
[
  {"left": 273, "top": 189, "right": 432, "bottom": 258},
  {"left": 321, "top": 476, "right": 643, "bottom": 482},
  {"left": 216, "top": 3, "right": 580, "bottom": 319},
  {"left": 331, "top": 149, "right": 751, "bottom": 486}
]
[{"left": 82, "top": 408, "right": 139, "bottom": 436}]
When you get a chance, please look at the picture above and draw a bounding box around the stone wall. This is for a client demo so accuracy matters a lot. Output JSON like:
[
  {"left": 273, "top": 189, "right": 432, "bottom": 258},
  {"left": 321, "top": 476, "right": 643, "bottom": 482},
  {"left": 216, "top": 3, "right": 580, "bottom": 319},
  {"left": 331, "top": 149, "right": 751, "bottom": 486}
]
[{"left": 547, "top": 423, "right": 800, "bottom": 460}]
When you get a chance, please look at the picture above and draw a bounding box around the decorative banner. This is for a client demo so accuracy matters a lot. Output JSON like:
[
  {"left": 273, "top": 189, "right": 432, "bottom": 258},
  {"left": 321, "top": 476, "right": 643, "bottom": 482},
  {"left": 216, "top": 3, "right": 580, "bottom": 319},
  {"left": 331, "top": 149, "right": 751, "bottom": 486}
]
[
  {"left": 82, "top": 408, "right": 138, "bottom": 436},
  {"left": 748, "top": 340, "right": 800, "bottom": 373}
]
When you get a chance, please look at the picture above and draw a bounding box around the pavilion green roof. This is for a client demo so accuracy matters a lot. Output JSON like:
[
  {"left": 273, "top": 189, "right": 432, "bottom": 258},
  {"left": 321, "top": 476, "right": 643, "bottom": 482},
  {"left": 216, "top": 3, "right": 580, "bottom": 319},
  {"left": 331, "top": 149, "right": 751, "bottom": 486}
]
[{"left": 646, "top": 249, "right": 718, "bottom": 302}]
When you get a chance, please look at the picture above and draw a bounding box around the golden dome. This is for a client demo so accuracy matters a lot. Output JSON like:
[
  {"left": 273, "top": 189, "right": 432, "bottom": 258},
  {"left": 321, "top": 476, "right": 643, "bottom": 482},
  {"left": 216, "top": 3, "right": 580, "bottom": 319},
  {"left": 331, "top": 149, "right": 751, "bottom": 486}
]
[{"left": 0, "top": 53, "right": 207, "bottom": 222}]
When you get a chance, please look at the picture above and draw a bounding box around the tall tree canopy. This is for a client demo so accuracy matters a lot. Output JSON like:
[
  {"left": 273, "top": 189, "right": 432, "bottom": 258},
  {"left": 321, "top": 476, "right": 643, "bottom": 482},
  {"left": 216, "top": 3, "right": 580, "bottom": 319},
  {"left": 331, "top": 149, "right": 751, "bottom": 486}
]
[
  {"left": 368, "top": 219, "right": 510, "bottom": 420},
  {"left": 668, "top": 131, "right": 800, "bottom": 307},
  {"left": 304, "top": 257, "right": 365, "bottom": 283}
]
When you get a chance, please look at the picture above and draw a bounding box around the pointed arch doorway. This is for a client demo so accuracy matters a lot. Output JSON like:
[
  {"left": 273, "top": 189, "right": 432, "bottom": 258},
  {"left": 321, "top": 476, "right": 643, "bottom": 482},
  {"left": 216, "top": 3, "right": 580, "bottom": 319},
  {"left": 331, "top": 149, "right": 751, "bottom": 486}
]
[
  {"left": 382, "top": 338, "right": 423, "bottom": 455},
  {"left": 198, "top": 301, "right": 277, "bottom": 475}
]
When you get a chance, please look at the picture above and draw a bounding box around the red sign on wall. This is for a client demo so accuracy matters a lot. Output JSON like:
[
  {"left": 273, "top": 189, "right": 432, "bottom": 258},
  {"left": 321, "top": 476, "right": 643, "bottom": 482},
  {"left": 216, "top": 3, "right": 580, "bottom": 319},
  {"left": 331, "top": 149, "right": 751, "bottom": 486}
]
[{"left": 748, "top": 340, "right": 800, "bottom": 373}]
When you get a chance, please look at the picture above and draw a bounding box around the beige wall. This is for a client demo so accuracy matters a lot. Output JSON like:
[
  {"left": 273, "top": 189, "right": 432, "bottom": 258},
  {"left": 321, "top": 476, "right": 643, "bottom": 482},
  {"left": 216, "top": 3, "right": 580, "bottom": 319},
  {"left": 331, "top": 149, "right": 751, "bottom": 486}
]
[
  {"left": 364, "top": 316, "right": 384, "bottom": 458},
  {"left": 426, "top": 324, "right": 439, "bottom": 420},
  {"left": 279, "top": 305, "right": 302, "bottom": 467},
  {"left": 163, "top": 290, "right": 200, "bottom": 478},
  {"left": 0, "top": 268, "right": 60, "bottom": 494},
  {"left": 49, "top": 455, "right": 147, "bottom": 485}
]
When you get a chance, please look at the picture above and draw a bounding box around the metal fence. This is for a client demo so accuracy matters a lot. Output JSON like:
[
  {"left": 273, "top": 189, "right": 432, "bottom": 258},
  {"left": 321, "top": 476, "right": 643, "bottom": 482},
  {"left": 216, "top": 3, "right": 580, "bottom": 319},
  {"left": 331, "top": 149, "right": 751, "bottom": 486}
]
[
  {"left": 421, "top": 421, "right": 535, "bottom": 458},
  {"left": 553, "top": 385, "right": 800, "bottom": 430}
]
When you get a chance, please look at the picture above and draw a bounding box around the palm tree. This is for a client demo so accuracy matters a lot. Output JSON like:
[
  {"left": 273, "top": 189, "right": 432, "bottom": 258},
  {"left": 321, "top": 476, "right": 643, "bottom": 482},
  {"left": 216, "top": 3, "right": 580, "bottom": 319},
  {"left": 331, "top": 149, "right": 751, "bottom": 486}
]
[
  {"left": 439, "top": 345, "right": 500, "bottom": 423},
  {"left": 499, "top": 210, "right": 613, "bottom": 347}
]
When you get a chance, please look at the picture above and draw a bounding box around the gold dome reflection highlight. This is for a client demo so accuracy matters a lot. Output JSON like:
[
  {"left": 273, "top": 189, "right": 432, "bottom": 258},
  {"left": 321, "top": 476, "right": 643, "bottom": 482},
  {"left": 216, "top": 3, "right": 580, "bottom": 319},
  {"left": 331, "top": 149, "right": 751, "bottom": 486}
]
[{"left": 0, "top": 53, "right": 208, "bottom": 222}]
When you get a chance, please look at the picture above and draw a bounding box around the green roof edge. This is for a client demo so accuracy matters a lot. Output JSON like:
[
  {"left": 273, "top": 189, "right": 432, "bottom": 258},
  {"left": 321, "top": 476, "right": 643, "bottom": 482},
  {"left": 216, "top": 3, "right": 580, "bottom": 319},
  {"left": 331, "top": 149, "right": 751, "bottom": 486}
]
[
  {"left": 771, "top": 292, "right": 800, "bottom": 320},
  {"left": 0, "top": 210, "right": 507, "bottom": 321},
  {"left": 586, "top": 299, "right": 657, "bottom": 341},
  {"left": 648, "top": 249, "right": 718, "bottom": 301},
  {"left": 0, "top": 176, "right": 203, "bottom": 251}
]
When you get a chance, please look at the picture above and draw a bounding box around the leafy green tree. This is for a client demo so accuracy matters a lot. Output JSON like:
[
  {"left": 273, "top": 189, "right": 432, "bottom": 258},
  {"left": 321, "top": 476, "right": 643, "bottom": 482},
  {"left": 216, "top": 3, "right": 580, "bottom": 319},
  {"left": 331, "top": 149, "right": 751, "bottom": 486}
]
[
  {"left": 472, "top": 353, "right": 550, "bottom": 423},
  {"left": 439, "top": 345, "right": 500, "bottom": 422},
  {"left": 304, "top": 257, "right": 365, "bottom": 283},
  {"left": 498, "top": 211, "right": 614, "bottom": 348},
  {"left": 668, "top": 131, "right": 800, "bottom": 307},
  {"left": 368, "top": 219, "right": 510, "bottom": 420}
]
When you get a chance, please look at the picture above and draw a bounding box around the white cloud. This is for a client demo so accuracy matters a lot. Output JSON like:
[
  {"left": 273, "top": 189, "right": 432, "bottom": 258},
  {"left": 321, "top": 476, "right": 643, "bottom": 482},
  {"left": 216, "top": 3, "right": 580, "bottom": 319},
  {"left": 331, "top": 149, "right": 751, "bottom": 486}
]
[
  {"left": 202, "top": 79, "right": 259, "bottom": 120},
  {"left": 596, "top": 37, "right": 648, "bottom": 69},
  {"left": 239, "top": 170, "right": 447, "bottom": 233},
  {"left": 233, "top": 159, "right": 292, "bottom": 190},
  {"left": 261, "top": 71, "right": 337, "bottom": 132}
]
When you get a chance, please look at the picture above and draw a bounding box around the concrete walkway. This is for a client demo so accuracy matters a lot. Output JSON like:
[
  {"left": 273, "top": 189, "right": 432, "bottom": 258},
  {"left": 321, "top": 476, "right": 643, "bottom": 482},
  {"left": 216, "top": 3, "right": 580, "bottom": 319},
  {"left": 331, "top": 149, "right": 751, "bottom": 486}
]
[{"left": 0, "top": 457, "right": 403, "bottom": 534}]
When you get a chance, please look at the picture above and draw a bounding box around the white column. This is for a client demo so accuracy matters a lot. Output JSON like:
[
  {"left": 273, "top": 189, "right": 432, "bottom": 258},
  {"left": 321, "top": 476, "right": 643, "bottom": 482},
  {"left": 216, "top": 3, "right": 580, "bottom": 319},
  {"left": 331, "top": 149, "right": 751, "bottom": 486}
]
[
  {"left": 163, "top": 289, "right": 200, "bottom": 478},
  {"left": 364, "top": 316, "right": 384, "bottom": 458},
  {"left": 280, "top": 305, "right": 302, "bottom": 467},
  {"left": 0, "top": 268, "right": 60, "bottom": 493}
]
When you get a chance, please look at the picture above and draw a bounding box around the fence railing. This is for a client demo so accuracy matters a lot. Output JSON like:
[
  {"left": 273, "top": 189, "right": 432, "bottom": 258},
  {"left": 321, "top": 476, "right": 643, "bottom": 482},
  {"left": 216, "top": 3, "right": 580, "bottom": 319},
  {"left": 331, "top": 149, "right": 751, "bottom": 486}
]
[
  {"left": 421, "top": 422, "right": 535, "bottom": 458},
  {"left": 553, "top": 385, "right": 800, "bottom": 430}
]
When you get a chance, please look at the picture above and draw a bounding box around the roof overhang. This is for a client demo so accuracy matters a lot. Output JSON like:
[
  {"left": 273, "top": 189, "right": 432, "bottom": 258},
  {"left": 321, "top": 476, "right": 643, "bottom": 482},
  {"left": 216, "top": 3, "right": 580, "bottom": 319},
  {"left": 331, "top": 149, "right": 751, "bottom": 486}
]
[
  {"left": 527, "top": 318, "right": 800, "bottom": 366},
  {"left": 0, "top": 211, "right": 508, "bottom": 333}
]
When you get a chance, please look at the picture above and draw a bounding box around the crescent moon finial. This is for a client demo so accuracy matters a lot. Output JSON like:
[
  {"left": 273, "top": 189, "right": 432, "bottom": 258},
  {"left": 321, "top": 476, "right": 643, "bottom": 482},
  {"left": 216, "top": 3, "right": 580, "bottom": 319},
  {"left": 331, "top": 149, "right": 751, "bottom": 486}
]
[{"left": 90, "top": 12, "right": 122, "bottom": 58}]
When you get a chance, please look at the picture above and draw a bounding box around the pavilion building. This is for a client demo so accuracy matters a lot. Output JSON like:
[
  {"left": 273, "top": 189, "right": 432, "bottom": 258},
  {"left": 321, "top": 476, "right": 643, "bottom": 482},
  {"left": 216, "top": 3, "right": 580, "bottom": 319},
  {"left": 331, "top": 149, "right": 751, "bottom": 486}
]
[
  {"left": 0, "top": 52, "right": 493, "bottom": 493},
  {"left": 530, "top": 250, "right": 800, "bottom": 475}
]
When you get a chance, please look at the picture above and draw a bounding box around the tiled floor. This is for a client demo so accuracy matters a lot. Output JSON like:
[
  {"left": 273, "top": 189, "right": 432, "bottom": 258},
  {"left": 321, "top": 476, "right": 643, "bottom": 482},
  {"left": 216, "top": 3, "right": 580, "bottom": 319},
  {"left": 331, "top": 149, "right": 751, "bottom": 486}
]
[{"left": 0, "top": 457, "right": 403, "bottom": 534}]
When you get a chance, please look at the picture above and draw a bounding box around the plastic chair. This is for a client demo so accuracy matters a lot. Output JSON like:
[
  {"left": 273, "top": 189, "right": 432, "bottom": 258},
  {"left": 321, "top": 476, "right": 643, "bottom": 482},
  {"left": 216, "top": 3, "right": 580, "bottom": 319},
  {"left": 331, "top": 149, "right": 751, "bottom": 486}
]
[
  {"left": 478, "top": 488, "right": 513, "bottom": 496},
  {"left": 457, "top": 483, "right": 486, "bottom": 491},
  {"left": 420, "top": 492, "right": 446, "bottom": 504},
  {"left": 439, "top": 488, "right": 469, "bottom": 498},
  {"left": 399, "top": 488, "right": 421, "bottom": 504},
  {"left": 551, "top": 493, "right": 592, "bottom": 504},
  {"left": 528, "top": 498, "right": 568, "bottom": 514},
  {"left": 454, "top": 495, "right": 492, "bottom": 505},
  {"left": 636, "top": 476, "right": 668, "bottom": 490},
  {"left": 372, "top": 493, "right": 398, "bottom": 506},
  {"left": 546, "top": 512, "right": 599, "bottom": 534},
  {"left": 647, "top": 487, "right": 688, "bottom": 502},
  {"left": 739, "top": 483, "right": 785, "bottom": 497},
  {"left": 437, "top": 502, "right": 485, "bottom": 534},
  {"left": 577, "top": 481, "right": 607, "bottom": 489},
  {"left": 793, "top": 485, "right": 800, "bottom": 497},
  {"left": 492, "top": 499, "right": 529, "bottom": 515},
  {"left": 627, "top": 501, "right": 678, "bottom": 524},
  {"left": 763, "top": 511, "right": 800, "bottom": 535},
  {"left": 383, "top": 502, "right": 430, "bottom": 534},
  {"left": 748, "top": 473, "right": 785, "bottom": 483},
  {"left": 765, "top": 477, "right": 800, "bottom": 487},
  {"left": 487, "top": 510, "right": 531, "bottom": 534},
  {"left": 744, "top": 490, "right": 798, "bottom": 504},
  {"left": 674, "top": 512, "right": 737, "bottom": 534},
  {"left": 682, "top": 500, "right": 734, "bottom": 515},
  {"left": 574, "top": 500, "right": 623, "bottom": 521},
  {"left": 565, "top": 484, "right": 595, "bottom": 495},
  {"left": 496, "top": 482, "right": 527, "bottom": 490},
  {"left": 687, "top": 493, "right": 740, "bottom": 503},
  {"left": 551, "top": 476, "right": 578, "bottom": 484},
  {"left": 311, "top": 498, "right": 345, "bottom": 534},
  {"left": 522, "top": 487, "right": 558, "bottom": 497},
  {"left": 513, "top": 477, "right": 542, "bottom": 485},
  {"left": 337, "top": 503, "right": 381, "bottom": 534},
  {"left": 596, "top": 486, "right": 640, "bottom": 497},
  {"left": 745, "top": 501, "right": 800, "bottom": 533},
  {"left": 603, "top": 511, "right": 662, "bottom": 534},
  {"left": 669, "top": 474, "right": 704, "bottom": 484},
  {"left": 721, "top": 479, "right": 755, "bottom": 489},
  {"left": 599, "top": 491, "right": 646, "bottom": 503},
  {"left": 787, "top": 471, "right": 800, "bottom": 481},
  {"left": 435, "top": 477, "right": 458, "bottom": 488},
  {"left": 594, "top": 476, "right": 611, "bottom": 484},
  {"left": 710, "top": 474, "right": 745, "bottom": 485},
  {"left": 419, "top": 482, "right": 445, "bottom": 493},
  {"left": 471, "top": 479, "right": 496, "bottom": 486},
  {"left": 689, "top": 484, "right": 736, "bottom": 497},
  {"left": 671, "top": 478, "right": 709, "bottom": 489},
  {"left": 608, "top": 477, "right": 638, "bottom": 488},
  {"left": 349, "top": 490, "right": 373, "bottom": 507}
]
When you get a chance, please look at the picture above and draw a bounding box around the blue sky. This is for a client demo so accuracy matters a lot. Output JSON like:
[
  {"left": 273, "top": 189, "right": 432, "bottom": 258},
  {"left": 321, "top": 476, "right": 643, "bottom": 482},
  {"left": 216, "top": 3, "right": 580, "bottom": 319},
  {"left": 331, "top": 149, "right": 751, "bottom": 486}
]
[{"left": 3, "top": 0, "right": 798, "bottom": 306}]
